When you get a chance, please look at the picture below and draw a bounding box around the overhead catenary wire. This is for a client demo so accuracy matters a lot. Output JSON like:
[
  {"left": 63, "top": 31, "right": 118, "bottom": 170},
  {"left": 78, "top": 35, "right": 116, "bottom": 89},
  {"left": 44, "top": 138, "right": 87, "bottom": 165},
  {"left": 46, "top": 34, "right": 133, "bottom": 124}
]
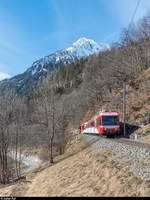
[
  {"left": 130, "top": 0, "right": 141, "bottom": 24},
  {"left": 123, "top": 0, "right": 142, "bottom": 137}
]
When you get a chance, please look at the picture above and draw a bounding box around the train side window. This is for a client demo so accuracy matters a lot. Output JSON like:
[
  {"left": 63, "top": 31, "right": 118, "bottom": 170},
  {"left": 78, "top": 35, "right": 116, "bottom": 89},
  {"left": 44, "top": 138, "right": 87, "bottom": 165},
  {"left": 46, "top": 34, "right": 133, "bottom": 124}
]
[
  {"left": 99, "top": 119, "right": 101, "bottom": 125},
  {"left": 96, "top": 120, "right": 98, "bottom": 127},
  {"left": 96, "top": 120, "right": 99, "bottom": 127},
  {"left": 96, "top": 119, "right": 101, "bottom": 127}
]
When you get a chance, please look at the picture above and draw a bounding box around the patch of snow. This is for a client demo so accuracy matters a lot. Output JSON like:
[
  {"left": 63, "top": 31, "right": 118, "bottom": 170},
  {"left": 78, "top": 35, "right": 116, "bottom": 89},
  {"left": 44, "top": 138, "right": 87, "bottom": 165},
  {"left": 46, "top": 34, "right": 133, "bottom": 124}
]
[
  {"left": 43, "top": 68, "right": 47, "bottom": 72},
  {"left": 18, "top": 79, "right": 23, "bottom": 83},
  {"left": 32, "top": 67, "right": 38, "bottom": 75},
  {"left": 56, "top": 57, "right": 60, "bottom": 62}
]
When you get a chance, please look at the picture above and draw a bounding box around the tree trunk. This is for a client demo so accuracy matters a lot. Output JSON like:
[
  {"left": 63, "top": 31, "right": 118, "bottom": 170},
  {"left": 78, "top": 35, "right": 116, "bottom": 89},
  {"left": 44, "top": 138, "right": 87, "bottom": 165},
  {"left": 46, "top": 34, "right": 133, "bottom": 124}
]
[
  {"left": 15, "top": 127, "right": 19, "bottom": 178},
  {"left": 50, "top": 137, "right": 54, "bottom": 164}
]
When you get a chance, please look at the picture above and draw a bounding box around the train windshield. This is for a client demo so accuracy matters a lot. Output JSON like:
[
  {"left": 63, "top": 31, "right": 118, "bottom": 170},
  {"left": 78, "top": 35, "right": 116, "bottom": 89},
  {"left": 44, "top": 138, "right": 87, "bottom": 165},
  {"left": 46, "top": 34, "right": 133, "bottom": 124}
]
[{"left": 102, "top": 116, "right": 118, "bottom": 125}]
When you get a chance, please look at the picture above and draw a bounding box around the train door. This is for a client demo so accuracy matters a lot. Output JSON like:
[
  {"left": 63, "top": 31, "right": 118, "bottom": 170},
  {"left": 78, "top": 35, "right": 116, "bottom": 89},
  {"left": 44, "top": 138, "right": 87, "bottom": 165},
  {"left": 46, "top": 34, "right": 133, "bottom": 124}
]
[{"left": 96, "top": 116, "right": 102, "bottom": 135}]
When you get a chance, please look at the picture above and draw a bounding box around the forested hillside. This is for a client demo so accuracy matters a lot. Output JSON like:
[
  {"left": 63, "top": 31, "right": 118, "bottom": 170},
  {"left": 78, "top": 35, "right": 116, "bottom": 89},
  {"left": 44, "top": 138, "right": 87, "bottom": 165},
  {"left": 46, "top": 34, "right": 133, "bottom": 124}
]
[{"left": 0, "top": 13, "right": 150, "bottom": 184}]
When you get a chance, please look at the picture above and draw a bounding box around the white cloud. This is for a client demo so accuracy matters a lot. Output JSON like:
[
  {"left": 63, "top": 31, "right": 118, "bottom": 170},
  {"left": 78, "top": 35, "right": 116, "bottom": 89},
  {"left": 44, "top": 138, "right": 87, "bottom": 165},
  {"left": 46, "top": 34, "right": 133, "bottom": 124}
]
[{"left": 0, "top": 72, "right": 10, "bottom": 81}]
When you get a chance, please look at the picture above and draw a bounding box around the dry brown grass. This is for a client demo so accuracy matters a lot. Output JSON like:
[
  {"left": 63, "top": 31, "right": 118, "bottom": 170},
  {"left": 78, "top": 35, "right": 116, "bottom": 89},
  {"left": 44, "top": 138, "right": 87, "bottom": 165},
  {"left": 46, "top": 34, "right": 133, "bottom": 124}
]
[
  {"left": 0, "top": 135, "right": 150, "bottom": 197},
  {"left": 135, "top": 124, "right": 150, "bottom": 136},
  {"left": 24, "top": 149, "right": 149, "bottom": 197}
]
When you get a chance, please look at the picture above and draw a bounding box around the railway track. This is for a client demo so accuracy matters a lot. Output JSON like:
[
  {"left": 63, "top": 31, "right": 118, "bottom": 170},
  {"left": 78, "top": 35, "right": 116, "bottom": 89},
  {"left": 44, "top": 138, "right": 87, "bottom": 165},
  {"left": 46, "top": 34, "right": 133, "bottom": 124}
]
[
  {"left": 83, "top": 133, "right": 150, "bottom": 181},
  {"left": 83, "top": 133, "right": 150, "bottom": 149}
]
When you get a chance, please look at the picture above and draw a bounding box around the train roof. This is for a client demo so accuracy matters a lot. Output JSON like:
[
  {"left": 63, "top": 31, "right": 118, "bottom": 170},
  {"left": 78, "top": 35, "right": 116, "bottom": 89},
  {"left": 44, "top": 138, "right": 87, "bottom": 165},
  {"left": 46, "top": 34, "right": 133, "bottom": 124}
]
[
  {"left": 99, "top": 111, "right": 118, "bottom": 116},
  {"left": 86, "top": 111, "right": 119, "bottom": 124}
]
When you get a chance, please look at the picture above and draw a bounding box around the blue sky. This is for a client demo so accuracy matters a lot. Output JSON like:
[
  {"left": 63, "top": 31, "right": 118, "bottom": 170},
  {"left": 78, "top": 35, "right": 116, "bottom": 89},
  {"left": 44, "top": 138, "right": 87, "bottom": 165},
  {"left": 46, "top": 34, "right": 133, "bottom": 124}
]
[{"left": 0, "top": 0, "right": 150, "bottom": 80}]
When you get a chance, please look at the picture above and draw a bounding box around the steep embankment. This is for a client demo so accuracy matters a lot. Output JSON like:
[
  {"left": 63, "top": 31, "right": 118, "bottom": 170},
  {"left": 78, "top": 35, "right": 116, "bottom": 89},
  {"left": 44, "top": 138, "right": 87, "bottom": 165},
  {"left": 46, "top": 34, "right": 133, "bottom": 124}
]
[
  {"left": 1, "top": 134, "right": 150, "bottom": 197},
  {"left": 24, "top": 135, "right": 150, "bottom": 197}
]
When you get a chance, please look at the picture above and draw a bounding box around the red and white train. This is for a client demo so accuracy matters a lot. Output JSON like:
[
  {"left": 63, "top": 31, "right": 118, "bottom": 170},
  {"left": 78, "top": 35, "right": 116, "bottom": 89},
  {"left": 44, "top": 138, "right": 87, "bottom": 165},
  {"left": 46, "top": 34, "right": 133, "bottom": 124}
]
[{"left": 80, "top": 111, "right": 120, "bottom": 137}]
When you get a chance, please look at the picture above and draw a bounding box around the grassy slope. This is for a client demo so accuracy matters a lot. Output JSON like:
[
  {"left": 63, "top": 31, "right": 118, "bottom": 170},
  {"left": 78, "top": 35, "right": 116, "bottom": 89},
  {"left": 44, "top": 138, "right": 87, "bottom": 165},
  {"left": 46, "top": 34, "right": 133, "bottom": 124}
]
[{"left": 0, "top": 135, "right": 150, "bottom": 197}]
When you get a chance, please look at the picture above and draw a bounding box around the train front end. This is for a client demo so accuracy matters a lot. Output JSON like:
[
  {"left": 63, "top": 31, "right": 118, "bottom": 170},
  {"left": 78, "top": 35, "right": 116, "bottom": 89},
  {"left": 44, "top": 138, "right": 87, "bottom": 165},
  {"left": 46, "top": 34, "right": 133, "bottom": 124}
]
[{"left": 96, "top": 112, "right": 120, "bottom": 137}]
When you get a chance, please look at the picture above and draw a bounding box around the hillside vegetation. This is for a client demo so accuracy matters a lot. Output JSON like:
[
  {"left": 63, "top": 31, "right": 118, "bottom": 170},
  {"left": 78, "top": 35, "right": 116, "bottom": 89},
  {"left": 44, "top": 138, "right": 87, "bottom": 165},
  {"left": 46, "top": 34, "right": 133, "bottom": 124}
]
[{"left": 0, "top": 13, "right": 150, "bottom": 185}]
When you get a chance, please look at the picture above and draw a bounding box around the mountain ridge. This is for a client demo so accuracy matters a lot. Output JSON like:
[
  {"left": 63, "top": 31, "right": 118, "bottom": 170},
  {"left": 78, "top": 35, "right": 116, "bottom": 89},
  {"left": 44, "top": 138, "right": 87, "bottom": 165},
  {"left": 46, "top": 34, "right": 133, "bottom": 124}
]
[{"left": 0, "top": 38, "right": 109, "bottom": 97}]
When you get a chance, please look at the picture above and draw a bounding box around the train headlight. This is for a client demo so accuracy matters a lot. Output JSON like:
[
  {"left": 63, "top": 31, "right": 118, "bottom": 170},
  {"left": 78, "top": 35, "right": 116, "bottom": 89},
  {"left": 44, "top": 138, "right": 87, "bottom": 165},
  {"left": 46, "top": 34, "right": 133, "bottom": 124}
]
[{"left": 104, "top": 128, "right": 107, "bottom": 133}]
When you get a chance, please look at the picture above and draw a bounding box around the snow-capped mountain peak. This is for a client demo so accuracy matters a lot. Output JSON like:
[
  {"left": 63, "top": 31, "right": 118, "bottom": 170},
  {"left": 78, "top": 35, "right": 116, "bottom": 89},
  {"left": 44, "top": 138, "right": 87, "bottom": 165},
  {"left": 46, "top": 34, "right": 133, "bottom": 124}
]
[
  {"left": 0, "top": 37, "right": 109, "bottom": 96},
  {"left": 72, "top": 37, "right": 94, "bottom": 46},
  {"left": 26, "top": 37, "right": 109, "bottom": 78},
  {"left": 66, "top": 37, "right": 109, "bottom": 58}
]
